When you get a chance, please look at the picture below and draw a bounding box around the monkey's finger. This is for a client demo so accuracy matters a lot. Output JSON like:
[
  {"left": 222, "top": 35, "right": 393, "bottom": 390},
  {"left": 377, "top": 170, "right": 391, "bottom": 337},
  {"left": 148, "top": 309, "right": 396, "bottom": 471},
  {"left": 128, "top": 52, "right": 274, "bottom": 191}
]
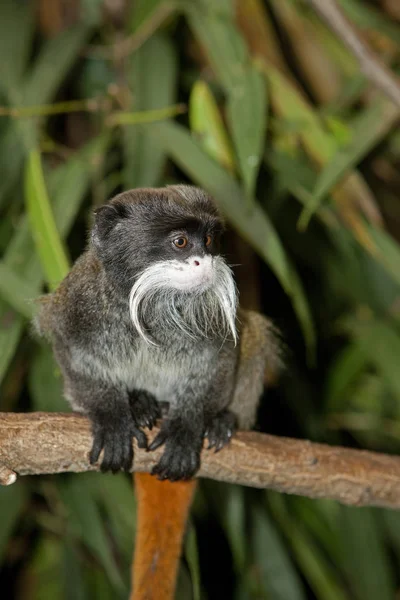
[
  {"left": 148, "top": 430, "right": 168, "bottom": 452},
  {"left": 122, "top": 438, "right": 134, "bottom": 472},
  {"left": 132, "top": 426, "right": 147, "bottom": 449},
  {"left": 151, "top": 462, "right": 169, "bottom": 480},
  {"left": 101, "top": 435, "right": 118, "bottom": 473},
  {"left": 215, "top": 437, "right": 227, "bottom": 453},
  {"left": 89, "top": 430, "right": 104, "bottom": 465},
  {"left": 207, "top": 431, "right": 219, "bottom": 450}
]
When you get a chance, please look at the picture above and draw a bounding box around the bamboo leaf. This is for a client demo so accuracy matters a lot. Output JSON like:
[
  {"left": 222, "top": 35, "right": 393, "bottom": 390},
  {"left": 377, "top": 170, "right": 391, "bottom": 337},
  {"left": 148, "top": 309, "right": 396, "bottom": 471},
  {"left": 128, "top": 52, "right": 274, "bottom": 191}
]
[
  {"left": 0, "top": 0, "right": 34, "bottom": 88},
  {"left": 0, "top": 483, "right": 28, "bottom": 564},
  {"left": 0, "top": 134, "right": 110, "bottom": 385},
  {"left": 123, "top": 33, "right": 178, "bottom": 188},
  {"left": 310, "top": 101, "right": 399, "bottom": 214},
  {"left": 24, "top": 150, "right": 70, "bottom": 290},
  {"left": 23, "top": 26, "right": 90, "bottom": 107},
  {"left": 29, "top": 345, "right": 68, "bottom": 412},
  {"left": 185, "top": 1, "right": 267, "bottom": 199},
  {"left": 338, "top": 506, "right": 395, "bottom": 600},
  {"left": 0, "top": 262, "right": 36, "bottom": 318},
  {"left": 343, "top": 319, "right": 400, "bottom": 405},
  {"left": 226, "top": 65, "right": 267, "bottom": 198},
  {"left": 184, "top": 522, "right": 201, "bottom": 600},
  {"left": 0, "top": 23, "right": 90, "bottom": 207},
  {"left": 263, "top": 62, "right": 382, "bottom": 245},
  {"left": 251, "top": 505, "right": 306, "bottom": 600},
  {"left": 268, "top": 493, "right": 349, "bottom": 600},
  {"left": 189, "top": 80, "right": 235, "bottom": 172},
  {"left": 59, "top": 477, "right": 125, "bottom": 593}
]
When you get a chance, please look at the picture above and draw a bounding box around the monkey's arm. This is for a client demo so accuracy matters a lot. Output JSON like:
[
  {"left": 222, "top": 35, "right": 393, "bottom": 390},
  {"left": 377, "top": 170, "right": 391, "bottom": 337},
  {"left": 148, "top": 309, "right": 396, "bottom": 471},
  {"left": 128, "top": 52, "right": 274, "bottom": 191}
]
[
  {"left": 148, "top": 353, "right": 218, "bottom": 481},
  {"left": 61, "top": 366, "right": 148, "bottom": 472}
]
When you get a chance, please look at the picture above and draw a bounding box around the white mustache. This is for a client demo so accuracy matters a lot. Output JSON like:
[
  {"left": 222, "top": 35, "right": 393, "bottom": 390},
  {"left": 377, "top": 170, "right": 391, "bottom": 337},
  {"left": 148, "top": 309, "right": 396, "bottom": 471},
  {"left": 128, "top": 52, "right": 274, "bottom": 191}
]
[{"left": 129, "top": 256, "right": 238, "bottom": 346}]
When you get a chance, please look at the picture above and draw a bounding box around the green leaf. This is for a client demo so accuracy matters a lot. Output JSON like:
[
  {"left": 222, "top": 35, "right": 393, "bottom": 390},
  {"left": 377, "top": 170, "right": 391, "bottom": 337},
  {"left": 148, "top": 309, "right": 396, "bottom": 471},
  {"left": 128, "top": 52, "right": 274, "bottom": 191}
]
[
  {"left": 251, "top": 505, "right": 306, "bottom": 600},
  {"left": 185, "top": 1, "right": 267, "bottom": 199},
  {"left": 91, "top": 473, "right": 136, "bottom": 560},
  {"left": 0, "top": 0, "right": 34, "bottom": 88},
  {"left": 58, "top": 476, "right": 125, "bottom": 593},
  {"left": 0, "top": 483, "right": 28, "bottom": 564},
  {"left": 23, "top": 26, "right": 89, "bottom": 108},
  {"left": 147, "top": 119, "right": 315, "bottom": 355},
  {"left": 24, "top": 149, "right": 70, "bottom": 290},
  {"left": 123, "top": 33, "right": 178, "bottom": 188},
  {"left": 184, "top": 521, "right": 201, "bottom": 600},
  {"left": 339, "top": 0, "right": 400, "bottom": 45},
  {"left": 221, "top": 486, "right": 246, "bottom": 572},
  {"left": 23, "top": 535, "right": 64, "bottom": 600},
  {"left": 0, "top": 134, "right": 110, "bottom": 385},
  {"left": 0, "top": 262, "right": 37, "bottom": 318},
  {"left": 189, "top": 80, "right": 235, "bottom": 172},
  {"left": 338, "top": 506, "right": 395, "bottom": 600},
  {"left": 382, "top": 509, "right": 400, "bottom": 566},
  {"left": 366, "top": 224, "right": 400, "bottom": 290},
  {"left": 226, "top": 65, "right": 267, "bottom": 199},
  {"left": 185, "top": 1, "right": 247, "bottom": 92},
  {"left": 130, "top": 0, "right": 177, "bottom": 33},
  {"left": 325, "top": 343, "right": 368, "bottom": 411},
  {"left": 63, "top": 537, "right": 88, "bottom": 600},
  {"left": 343, "top": 319, "right": 400, "bottom": 406},
  {"left": 0, "top": 24, "right": 90, "bottom": 207},
  {"left": 268, "top": 493, "right": 349, "bottom": 600},
  {"left": 29, "top": 345, "right": 69, "bottom": 412},
  {"left": 311, "top": 101, "right": 399, "bottom": 212}
]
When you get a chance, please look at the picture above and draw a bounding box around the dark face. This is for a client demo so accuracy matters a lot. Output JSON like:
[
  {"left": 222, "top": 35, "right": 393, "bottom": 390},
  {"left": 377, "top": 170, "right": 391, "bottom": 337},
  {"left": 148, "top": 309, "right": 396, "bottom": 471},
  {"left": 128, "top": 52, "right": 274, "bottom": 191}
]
[{"left": 92, "top": 186, "right": 225, "bottom": 296}]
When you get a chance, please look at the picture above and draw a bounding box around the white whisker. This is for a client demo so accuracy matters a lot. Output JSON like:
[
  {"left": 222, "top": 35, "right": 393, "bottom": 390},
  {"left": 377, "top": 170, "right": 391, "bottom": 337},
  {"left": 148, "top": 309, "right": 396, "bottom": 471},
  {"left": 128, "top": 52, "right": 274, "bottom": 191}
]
[{"left": 129, "top": 256, "right": 238, "bottom": 345}]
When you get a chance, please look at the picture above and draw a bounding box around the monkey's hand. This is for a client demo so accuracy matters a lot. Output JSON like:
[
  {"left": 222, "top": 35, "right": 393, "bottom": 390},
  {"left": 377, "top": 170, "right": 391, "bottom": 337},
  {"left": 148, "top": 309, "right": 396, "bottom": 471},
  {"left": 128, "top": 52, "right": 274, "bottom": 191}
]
[
  {"left": 204, "top": 409, "right": 237, "bottom": 452},
  {"left": 89, "top": 407, "right": 147, "bottom": 474},
  {"left": 129, "top": 390, "right": 161, "bottom": 430},
  {"left": 148, "top": 417, "right": 203, "bottom": 481}
]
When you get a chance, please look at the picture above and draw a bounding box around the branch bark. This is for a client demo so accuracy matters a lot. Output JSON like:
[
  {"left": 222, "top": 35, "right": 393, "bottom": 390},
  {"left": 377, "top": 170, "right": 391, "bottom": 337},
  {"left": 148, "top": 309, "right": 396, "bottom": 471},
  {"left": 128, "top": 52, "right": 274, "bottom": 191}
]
[
  {"left": 1, "top": 412, "right": 400, "bottom": 509},
  {"left": 306, "top": 0, "right": 400, "bottom": 107}
]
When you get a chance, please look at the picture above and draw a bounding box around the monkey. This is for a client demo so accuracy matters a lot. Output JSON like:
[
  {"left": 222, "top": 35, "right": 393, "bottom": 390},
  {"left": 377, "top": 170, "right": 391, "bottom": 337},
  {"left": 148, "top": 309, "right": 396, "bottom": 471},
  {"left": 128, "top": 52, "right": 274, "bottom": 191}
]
[{"left": 34, "top": 185, "right": 281, "bottom": 598}]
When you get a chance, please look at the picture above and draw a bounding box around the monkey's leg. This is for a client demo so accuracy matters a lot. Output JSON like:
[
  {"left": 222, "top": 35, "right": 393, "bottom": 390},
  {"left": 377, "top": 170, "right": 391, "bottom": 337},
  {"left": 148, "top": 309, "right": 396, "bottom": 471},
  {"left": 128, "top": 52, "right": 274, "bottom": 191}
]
[
  {"left": 202, "top": 342, "right": 238, "bottom": 452},
  {"left": 148, "top": 406, "right": 204, "bottom": 481},
  {"left": 64, "top": 370, "right": 147, "bottom": 473}
]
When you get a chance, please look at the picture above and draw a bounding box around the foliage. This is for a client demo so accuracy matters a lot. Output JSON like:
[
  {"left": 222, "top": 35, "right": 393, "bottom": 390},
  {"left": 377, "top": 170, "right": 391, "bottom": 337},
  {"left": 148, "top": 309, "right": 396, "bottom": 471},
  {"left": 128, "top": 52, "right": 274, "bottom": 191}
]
[{"left": 0, "top": 0, "right": 400, "bottom": 597}]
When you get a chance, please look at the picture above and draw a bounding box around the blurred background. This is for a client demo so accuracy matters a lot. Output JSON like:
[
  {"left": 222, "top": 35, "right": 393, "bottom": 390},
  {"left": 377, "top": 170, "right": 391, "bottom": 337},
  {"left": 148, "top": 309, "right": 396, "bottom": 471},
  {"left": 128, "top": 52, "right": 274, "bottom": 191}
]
[{"left": 1, "top": 0, "right": 400, "bottom": 597}]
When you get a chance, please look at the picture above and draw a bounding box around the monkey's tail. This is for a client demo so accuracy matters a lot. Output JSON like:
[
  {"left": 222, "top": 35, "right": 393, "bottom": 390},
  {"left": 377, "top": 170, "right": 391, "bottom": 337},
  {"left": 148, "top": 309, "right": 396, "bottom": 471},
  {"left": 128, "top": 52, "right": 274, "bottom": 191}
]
[{"left": 130, "top": 473, "right": 197, "bottom": 600}]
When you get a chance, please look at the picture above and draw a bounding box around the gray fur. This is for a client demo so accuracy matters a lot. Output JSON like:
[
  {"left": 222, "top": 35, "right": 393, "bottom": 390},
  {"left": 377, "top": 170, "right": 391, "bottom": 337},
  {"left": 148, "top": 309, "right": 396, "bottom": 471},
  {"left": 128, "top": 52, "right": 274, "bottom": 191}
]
[{"left": 35, "top": 186, "right": 278, "bottom": 479}]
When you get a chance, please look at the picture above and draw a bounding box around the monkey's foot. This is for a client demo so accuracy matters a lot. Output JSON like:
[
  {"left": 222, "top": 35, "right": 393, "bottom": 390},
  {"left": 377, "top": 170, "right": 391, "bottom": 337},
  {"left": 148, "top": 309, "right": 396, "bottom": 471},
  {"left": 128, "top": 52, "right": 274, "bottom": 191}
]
[
  {"left": 89, "top": 410, "right": 147, "bottom": 474},
  {"left": 148, "top": 418, "right": 202, "bottom": 481},
  {"left": 204, "top": 410, "right": 236, "bottom": 452},
  {"left": 129, "top": 389, "right": 161, "bottom": 430}
]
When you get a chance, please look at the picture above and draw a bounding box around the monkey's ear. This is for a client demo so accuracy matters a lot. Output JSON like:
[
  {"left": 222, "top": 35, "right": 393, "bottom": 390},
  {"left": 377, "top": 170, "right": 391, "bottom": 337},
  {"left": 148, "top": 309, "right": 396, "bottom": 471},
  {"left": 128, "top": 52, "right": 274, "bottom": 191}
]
[{"left": 91, "top": 203, "right": 130, "bottom": 248}]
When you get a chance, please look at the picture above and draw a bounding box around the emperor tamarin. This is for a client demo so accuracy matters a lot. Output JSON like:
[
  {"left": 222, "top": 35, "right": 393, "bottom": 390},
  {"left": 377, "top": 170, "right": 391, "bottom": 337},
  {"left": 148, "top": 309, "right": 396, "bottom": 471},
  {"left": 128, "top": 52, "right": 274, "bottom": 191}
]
[{"left": 35, "top": 185, "right": 280, "bottom": 480}]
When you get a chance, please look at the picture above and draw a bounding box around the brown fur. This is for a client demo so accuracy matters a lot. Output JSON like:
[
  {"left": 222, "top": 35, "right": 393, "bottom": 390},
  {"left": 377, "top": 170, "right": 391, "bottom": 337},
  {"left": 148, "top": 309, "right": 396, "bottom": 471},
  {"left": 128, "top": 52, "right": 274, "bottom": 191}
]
[{"left": 131, "top": 473, "right": 197, "bottom": 600}]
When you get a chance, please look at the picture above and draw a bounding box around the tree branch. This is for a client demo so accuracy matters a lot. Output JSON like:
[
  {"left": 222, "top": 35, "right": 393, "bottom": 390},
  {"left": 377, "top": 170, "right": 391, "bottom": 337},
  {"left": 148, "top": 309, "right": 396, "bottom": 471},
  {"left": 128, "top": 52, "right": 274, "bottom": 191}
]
[
  {"left": 306, "top": 0, "right": 400, "bottom": 107},
  {"left": 1, "top": 412, "right": 400, "bottom": 509}
]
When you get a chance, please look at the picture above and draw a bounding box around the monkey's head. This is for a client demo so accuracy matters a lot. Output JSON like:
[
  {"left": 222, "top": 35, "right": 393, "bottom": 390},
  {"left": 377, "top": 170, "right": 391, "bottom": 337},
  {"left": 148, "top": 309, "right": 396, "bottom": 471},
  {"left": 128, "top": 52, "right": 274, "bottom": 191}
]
[{"left": 92, "top": 185, "right": 237, "bottom": 344}]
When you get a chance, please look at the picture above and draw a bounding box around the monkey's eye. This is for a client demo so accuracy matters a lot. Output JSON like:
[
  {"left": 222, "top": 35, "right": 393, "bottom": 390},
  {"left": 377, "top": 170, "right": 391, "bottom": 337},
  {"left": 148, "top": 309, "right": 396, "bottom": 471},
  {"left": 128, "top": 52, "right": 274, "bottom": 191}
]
[
  {"left": 205, "top": 234, "right": 212, "bottom": 247},
  {"left": 173, "top": 236, "right": 188, "bottom": 249}
]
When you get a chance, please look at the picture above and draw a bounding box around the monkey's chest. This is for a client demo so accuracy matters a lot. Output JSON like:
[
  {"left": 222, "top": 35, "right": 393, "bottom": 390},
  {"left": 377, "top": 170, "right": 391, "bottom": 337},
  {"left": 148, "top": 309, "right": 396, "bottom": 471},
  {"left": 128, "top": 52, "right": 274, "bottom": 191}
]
[{"left": 109, "top": 342, "right": 205, "bottom": 404}]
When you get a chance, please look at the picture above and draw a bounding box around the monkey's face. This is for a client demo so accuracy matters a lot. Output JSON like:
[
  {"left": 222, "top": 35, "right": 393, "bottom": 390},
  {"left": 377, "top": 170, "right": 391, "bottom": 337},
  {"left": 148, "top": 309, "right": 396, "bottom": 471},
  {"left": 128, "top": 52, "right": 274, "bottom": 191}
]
[{"left": 92, "top": 186, "right": 238, "bottom": 343}]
